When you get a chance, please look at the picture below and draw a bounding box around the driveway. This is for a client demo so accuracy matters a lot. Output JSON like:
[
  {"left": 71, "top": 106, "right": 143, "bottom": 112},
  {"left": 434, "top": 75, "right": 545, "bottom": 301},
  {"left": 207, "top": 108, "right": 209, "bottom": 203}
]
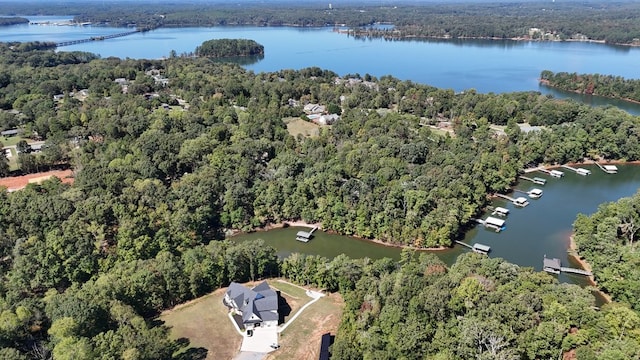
[{"left": 240, "top": 326, "right": 278, "bottom": 353}]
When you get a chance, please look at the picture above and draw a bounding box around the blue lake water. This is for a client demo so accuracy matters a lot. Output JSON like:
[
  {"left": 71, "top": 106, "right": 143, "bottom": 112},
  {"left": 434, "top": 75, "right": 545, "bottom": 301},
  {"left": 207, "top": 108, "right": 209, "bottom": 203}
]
[{"left": 2, "top": 16, "right": 640, "bottom": 114}]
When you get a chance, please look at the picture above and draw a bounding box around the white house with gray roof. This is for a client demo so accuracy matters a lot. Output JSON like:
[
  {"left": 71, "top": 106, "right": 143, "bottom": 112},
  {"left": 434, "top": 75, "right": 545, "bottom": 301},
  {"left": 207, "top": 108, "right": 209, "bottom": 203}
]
[{"left": 224, "top": 281, "right": 279, "bottom": 329}]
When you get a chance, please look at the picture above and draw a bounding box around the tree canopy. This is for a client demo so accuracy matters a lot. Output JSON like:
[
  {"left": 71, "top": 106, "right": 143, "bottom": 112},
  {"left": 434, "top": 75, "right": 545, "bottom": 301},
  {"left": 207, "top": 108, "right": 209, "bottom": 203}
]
[{"left": 195, "top": 39, "right": 264, "bottom": 58}]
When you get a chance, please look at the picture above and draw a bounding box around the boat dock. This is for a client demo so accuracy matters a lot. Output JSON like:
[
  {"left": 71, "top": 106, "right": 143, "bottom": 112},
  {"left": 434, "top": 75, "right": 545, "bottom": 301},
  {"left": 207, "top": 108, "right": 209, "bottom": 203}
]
[
  {"left": 543, "top": 256, "right": 592, "bottom": 276},
  {"left": 514, "top": 188, "right": 543, "bottom": 199},
  {"left": 595, "top": 163, "right": 618, "bottom": 174},
  {"left": 296, "top": 226, "right": 318, "bottom": 242},
  {"left": 538, "top": 168, "right": 564, "bottom": 178},
  {"left": 475, "top": 216, "right": 506, "bottom": 232},
  {"left": 454, "top": 241, "right": 491, "bottom": 255},
  {"left": 490, "top": 206, "right": 509, "bottom": 217},
  {"left": 519, "top": 176, "right": 546, "bottom": 185},
  {"left": 495, "top": 193, "right": 529, "bottom": 207},
  {"left": 561, "top": 164, "right": 591, "bottom": 176}
]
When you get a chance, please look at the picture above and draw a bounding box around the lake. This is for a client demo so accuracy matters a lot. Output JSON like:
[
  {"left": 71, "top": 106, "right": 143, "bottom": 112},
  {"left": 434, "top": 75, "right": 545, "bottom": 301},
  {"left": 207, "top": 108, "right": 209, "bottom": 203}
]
[
  {"left": 2, "top": 16, "right": 640, "bottom": 114},
  {"left": 233, "top": 164, "right": 640, "bottom": 290}
]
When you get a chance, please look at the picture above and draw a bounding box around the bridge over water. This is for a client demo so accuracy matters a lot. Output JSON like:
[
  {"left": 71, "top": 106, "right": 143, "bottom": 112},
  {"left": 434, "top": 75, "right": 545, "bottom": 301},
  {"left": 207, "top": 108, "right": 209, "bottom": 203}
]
[{"left": 56, "top": 29, "right": 143, "bottom": 47}]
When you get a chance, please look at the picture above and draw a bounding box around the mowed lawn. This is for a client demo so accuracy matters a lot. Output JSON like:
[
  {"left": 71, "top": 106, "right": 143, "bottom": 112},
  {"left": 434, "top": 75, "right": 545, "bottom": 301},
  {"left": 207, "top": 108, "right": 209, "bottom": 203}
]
[
  {"left": 266, "top": 292, "right": 344, "bottom": 360},
  {"left": 160, "top": 288, "right": 242, "bottom": 360},
  {"left": 160, "top": 280, "right": 344, "bottom": 360}
]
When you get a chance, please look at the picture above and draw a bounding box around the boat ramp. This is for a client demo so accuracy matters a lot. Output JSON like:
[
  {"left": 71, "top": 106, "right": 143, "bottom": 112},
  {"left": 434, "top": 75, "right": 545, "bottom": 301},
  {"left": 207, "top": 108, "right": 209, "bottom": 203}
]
[
  {"left": 296, "top": 227, "right": 318, "bottom": 242},
  {"left": 543, "top": 256, "right": 592, "bottom": 276},
  {"left": 595, "top": 163, "right": 618, "bottom": 174},
  {"left": 519, "top": 176, "right": 547, "bottom": 185},
  {"left": 561, "top": 164, "right": 591, "bottom": 176},
  {"left": 495, "top": 193, "right": 529, "bottom": 207},
  {"left": 454, "top": 241, "right": 491, "bottom": 255},
  {"left": 538, "top": 168, "right": 564, "bottom": 178}
]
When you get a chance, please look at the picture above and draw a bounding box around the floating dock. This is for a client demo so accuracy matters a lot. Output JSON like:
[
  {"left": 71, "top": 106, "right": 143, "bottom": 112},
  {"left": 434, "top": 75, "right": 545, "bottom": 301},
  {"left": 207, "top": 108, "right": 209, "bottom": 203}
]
[
  {"left": 596, "top": 163, "right": 618, "bottom": 174},
  {"left": 475, "top": 216, "right": 506, "bottom": 232},
  {"left": 537, "top": 168, "right": 564, "bottom": 178},
  {"left": 454, "top": 241, "right": 491, "bottom": 255},
  {"left": 490, "top": 206, "right": 510, "bottom": 217},
  {"left": 514, "top": 188, "right": 543, "bottom": 199},
  {"left": 561, "top": 164, "right": 591, "bottom": 176},
  {"left": 519, "top": 176, "right": 546, "bottom": 185},
  {"left": 495, "top": 193, "right": 529, "bottom": 207},
  {"left": 543, "top": 256, "right": 592, "bottom": 276},
  {"left": 528, "top": 188, "right": 543, "bottom": 199},
  {"left": 296, "top": 226, "right": 318, "bottom": 242}
]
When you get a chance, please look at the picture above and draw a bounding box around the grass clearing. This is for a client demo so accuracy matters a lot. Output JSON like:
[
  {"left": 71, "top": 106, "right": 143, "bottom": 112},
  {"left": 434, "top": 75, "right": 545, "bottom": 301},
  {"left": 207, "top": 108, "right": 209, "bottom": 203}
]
[
  {"left": 283, "top": 117, "right": 321, "bottom": 138},
  {"left": 160, "top": 288, "right": 242, "bottom": 360},
  {"left": 266, "top": 293, "right": 344, "bottom": 360},
  {"left": 159, "top": 280, "right": 343, "bottom": 360},
  {"left": 1, "top": 136, "right": 24, "bottom": 147}
]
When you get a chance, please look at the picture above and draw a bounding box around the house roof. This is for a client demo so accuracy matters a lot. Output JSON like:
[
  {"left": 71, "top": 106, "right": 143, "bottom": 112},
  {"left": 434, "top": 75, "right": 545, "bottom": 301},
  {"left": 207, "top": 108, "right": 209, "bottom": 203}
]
[
  {"left": 1, "top": 129, "right": 19, "bottom": 136},
  {"left": 226, "top": 281, "right": 278, "bottom": 324}
]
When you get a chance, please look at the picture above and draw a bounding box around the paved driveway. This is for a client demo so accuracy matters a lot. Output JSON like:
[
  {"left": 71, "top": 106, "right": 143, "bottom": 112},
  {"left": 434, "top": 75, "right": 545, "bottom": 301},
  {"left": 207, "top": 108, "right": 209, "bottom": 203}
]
[
  {"left": 240, "top": 326, "right": 278, "bottom": 353},
  {"left": 233, "top": 351, "right": 267, "bottom": 360}
]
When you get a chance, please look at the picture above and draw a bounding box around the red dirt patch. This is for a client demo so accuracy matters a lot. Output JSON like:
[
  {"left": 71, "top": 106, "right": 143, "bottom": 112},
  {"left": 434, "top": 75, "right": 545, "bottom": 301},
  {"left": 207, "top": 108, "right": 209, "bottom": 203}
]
[{"left": 0, "top": 169, "right": 74, "bottom": 191}]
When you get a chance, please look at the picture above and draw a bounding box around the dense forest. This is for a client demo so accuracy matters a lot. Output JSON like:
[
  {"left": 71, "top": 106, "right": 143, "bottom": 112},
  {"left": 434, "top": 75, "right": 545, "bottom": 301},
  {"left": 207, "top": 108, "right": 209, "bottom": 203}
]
[
  {"left": 0, "top": 17, "right": 28, "bottom": 26},
  {"left": 573, "top": 191, "right": 640, "bottom": 312},
  {"left": 541, "top": 70, "right": 640, "bottom": 104},
  {"left": 2, "top": 1, "right": 640, "bottom": 45},
  {"left": 330, "top": 252, "right": 640, "bottom": 359},
  {"left": 195, "top": 39, "right": 264, "bottom": 58},
  {"left": 1, "top": 40, "right": 640, "bottom": 358}
]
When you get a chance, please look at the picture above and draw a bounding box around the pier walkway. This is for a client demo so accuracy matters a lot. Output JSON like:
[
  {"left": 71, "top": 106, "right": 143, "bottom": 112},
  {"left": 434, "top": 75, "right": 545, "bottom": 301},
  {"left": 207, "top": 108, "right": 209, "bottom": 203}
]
[
  {"left": 495, "top": 193, "right": 529, "bottom": 207},
  {"left": 543, "top": 256, "right": 592, "bottom": 276},
  {"left": 537, "top": 168, "right": 564, "bottom": 178},
  {"left": 519, "top": 176, "right": 546, "bottom": 185}
]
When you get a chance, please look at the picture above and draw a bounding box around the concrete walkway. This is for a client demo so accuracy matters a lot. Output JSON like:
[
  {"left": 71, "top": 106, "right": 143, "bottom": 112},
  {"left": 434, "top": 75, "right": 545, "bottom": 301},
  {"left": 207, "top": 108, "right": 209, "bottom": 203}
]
[{"left": 277, "top": 282, "right": 325, "bottom": 333}]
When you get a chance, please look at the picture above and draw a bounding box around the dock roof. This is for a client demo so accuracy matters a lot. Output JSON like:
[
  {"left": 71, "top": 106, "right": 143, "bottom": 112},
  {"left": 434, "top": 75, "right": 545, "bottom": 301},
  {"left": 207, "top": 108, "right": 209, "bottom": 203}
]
[
  {"left": 494, "top": 206, "right": 509, "bottom": 214},
  {"left": 543, "top": 257, "right": 561, "bottom": 270},
  {"left": 296, "top": 231, "right": 312, "bottom": 238},
  {"left": 473, "top": 243, "right": 491, "bottom": 252},
  {"left": 485, "top": 216, "right": 505, "bottom": 227}
]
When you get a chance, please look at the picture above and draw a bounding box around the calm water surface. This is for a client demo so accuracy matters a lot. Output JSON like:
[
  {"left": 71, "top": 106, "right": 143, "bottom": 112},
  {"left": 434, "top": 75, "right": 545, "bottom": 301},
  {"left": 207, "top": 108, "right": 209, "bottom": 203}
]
[
  {"left": 233, "top": 165, "right": 640, "bottom": 289},
  {"left": 2, "top": 16, "right": 640, "bottom": 114}
]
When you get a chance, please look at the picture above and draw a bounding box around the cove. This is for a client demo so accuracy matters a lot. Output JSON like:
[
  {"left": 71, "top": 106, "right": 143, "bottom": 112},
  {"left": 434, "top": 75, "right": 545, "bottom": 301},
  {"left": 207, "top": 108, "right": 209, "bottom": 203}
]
[{"left": 231, "top": 164, "right": 640, "bottom": 287}]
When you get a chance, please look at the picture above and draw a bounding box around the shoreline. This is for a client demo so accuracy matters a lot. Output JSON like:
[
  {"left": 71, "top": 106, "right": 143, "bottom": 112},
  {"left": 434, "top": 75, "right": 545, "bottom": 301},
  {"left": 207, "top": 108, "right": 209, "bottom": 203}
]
[
  {"left": 227, "top": 220, "right": 450, "bottom": 252},
  {"left": 568, "top": 234, "right": 612, "bottom": 304},
  {"left": 538, "top": 82, "right": 640, "bottom": 105}
]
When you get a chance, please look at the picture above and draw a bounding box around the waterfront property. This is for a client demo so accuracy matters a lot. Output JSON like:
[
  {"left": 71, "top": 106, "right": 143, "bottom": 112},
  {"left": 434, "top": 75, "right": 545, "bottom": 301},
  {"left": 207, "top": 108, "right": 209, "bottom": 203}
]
[{"left": 224, "top": 281, "right": 279, "bottom": 330}]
